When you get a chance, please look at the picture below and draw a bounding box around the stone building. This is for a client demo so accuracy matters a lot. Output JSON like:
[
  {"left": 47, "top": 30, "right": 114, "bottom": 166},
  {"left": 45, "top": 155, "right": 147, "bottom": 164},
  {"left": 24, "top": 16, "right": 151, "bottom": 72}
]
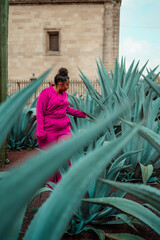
[{"left": 8, "top": 0, "right": 122, "bottom": 80}]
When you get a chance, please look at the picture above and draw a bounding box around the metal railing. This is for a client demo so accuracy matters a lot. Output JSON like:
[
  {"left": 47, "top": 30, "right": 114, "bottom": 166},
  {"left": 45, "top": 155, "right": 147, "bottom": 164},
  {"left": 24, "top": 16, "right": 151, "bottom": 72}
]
[{"left": 8, "top": 79, "right": 101, "bottom": 104}]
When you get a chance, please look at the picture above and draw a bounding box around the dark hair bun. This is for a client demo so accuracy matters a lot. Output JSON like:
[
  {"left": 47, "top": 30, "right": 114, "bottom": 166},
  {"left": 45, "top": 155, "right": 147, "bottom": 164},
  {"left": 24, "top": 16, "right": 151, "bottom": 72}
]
[{"left": 58, "top": 68, "right": 68, "bottom": 77}]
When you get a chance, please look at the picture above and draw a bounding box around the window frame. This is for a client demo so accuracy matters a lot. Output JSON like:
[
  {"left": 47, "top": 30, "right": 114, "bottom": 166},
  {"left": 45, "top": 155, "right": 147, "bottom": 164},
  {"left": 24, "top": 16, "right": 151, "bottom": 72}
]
[{"left": 44, "top": 28, "right": 61, "bottom": 56}]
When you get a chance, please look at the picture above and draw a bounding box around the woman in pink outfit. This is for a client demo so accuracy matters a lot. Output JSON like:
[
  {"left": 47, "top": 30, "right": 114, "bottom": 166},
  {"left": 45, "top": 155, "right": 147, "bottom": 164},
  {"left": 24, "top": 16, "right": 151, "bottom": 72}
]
[{"left": 36, "top": 68, "right": 86, "bottom": 183}]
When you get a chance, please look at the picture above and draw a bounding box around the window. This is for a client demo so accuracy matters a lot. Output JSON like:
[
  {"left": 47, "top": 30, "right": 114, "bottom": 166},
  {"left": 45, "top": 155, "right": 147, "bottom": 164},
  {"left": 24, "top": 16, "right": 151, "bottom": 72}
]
[
  {"left": 45, "top": 29, "right": 61, "bottom": 55},
  {"left": 49, "top": 32, "right": 59, "bottom": 51}
]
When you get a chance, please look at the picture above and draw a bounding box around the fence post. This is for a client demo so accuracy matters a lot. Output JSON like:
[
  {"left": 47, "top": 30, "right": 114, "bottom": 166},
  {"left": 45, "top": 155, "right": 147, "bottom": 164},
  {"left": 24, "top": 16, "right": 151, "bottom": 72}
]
[
  {"left": 30, "top": 73, "right": 37, "bottom": 101},
  {"left": 17, "top": 81, "right": 20, "bottom": 91}
]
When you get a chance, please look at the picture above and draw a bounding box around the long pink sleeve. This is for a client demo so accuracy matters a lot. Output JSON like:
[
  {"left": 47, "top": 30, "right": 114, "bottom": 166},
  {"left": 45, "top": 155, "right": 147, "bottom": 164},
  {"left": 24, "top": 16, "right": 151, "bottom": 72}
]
[
  {"left": 66, "top": 107, "right": 86, "bottom": 118},
  {"left": 36, "top": 90, "right": 49, "bottom": 139}
]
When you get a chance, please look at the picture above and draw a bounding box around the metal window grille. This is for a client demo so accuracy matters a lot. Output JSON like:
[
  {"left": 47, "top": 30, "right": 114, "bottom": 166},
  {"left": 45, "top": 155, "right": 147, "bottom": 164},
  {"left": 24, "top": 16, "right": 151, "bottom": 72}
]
[{"left": 49, "top": 32, "right": 59, "bottom": 51}]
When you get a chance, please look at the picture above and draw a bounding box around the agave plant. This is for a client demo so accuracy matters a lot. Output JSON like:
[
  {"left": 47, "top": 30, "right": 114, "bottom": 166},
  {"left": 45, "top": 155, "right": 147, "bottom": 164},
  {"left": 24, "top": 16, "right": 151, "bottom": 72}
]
[
  {"left": 97, "top": 179, "right": 160, "bottom": 240},
  {"left": 8, "top": 99, "right": 37, "bottom": 150},
  {"left": 23, "top": 128, "right": 159, "bottom": 240},
  {"left": 78, "top": 57, "right": 159, "bottom": 125},
  {"left": 143, "top": 74, "right": 160, "bottom": 97},
  {"left": 117, "top": 69, "right": 160, "bottom": 182},
  {"left": 75, "top": 58, "right": 160, "bottom": 183},
  {"left": 1, "top": 66, "right": 156, "bottom": 240},
  {"left": 31, "top": 136, "right": 134, "bottom": 236},
  {"left": 119, "top": 89, "right": 160, "bottom": 181},
  {"left": 68, "top": 93, "right": 96, "bottom": 132},
  {"left": 0, "top": 67, "right": 128, "bottom": 237},
  {"left": 22, "top": 128, "right": 160, "bottom": 240},
  {"left": 1, "top": 61, "right": 160, "bottom": 240},
  {"left": 120, "top": 118, "right": 160, "bottom": 183},
  {"left": 68, "top": 93, "right": 116, "bottom": 143}
]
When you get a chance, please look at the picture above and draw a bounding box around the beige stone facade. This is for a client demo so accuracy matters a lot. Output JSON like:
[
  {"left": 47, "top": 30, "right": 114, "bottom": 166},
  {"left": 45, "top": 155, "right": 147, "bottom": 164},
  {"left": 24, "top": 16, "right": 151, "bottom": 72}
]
[{"left": 8, "top": 0, "right": 121, "bottom": 81}]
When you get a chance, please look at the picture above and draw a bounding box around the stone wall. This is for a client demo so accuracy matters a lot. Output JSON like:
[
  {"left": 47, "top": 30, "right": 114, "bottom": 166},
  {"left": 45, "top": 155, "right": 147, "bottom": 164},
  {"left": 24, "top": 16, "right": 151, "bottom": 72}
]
[{"left": 8, "top": 1, "right": 121, "bottom": 80}]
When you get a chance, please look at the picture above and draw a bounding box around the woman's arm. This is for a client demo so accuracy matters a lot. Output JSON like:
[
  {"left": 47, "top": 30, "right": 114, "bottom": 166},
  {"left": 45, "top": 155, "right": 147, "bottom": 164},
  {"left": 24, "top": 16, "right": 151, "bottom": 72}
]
[
  {"left": 66, "top": 107, "right": 86, "bottom": 118},
  {"left": 36, "top": 90, "right": 48, "bottom": 139}
]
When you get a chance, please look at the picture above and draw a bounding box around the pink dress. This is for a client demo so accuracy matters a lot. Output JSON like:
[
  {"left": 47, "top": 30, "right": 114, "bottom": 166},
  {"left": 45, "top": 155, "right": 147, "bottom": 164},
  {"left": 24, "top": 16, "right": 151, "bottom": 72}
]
[{"left": 36, "top": 84, "right": 86, "bottom": 183}]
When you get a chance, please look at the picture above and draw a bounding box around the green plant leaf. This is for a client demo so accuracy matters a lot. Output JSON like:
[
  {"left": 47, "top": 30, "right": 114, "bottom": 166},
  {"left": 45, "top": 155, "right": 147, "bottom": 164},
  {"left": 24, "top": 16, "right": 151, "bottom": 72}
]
[
  {"left": 143, "top": 74, "right": 160, "bottom": 96},
  {"left": 140, "top": 163, "right": 153, "bottom": 184},
  {"left": 123, "top": 60, "right": 135, "bottom": 88},
  {"left": 99, "top": 57, "right": 113, "bottom": 90},
  {"left": 0, "top": 67, "right": 52, "bottom": 148},
  {"left": 125, "top": 61, "right": 139, "bottom": 96},
  {"left": 96, "top": 59, "right": 111, "bottom": 99},
  {"left": 135, "top": 125, "right": 160, "bottom": 154},
  {"left": 79, "top": 68, "right": 101, "bottom": 100},
  {"left": 143, "top": 203, "right": 160, "bottom": 215},
  {"left": 120, "top": 118, "right": 160, "bottom": 154},
  {"left": 83, "top": 197, "right": 160, "bottom": 235},
  {"left": 113, "top": 58, "right": 119, "bottom": 91},
  {"left": 103, "top": 180, "right": 160, "bottom": 211},
  {"left": 116, "top": 214, "right": 140, "bottom": 231},
  {"left": 27, "top": 187, "right": 53, "bottom": 207}
]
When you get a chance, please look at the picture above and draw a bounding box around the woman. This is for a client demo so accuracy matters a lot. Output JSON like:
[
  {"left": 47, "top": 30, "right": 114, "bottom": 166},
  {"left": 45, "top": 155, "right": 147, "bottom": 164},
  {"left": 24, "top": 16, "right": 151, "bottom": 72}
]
[{"left": 36, "top": 68, "right": 86, "bottom": 182}]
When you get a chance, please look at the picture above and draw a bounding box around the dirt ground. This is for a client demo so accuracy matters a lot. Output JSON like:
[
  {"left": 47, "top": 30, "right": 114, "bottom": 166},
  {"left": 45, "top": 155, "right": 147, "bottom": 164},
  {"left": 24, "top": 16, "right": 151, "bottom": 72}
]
[{"left": 1, "top": 150, "right": 160, "bottom": 240}]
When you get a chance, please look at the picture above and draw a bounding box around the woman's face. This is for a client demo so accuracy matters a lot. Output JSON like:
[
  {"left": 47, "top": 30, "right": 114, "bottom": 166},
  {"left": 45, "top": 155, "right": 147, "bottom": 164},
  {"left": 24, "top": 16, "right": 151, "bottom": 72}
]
[{"left": 60, "top": 80, "right": 70, "bottom": 92}]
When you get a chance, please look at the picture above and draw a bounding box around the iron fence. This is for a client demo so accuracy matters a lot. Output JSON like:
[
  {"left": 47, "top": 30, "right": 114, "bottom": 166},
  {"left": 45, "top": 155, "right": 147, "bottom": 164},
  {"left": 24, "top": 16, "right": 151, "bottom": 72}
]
[{"left": 8, "top": 79, "right": 101, "bottom": 105}]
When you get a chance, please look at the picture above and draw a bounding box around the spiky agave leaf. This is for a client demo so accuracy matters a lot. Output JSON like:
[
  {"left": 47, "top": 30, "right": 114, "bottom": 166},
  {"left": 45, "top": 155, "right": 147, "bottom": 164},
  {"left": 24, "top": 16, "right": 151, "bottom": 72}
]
[
  {"left": 79, "top": 68, "right": 101, "bottom": 101},
  {"left": 143, "top": 74, "right": 160, "bottom": 97},
  {"left": 83, "top": 197, "right": 160, "bottom": 235},
  {"left": 120, "top": 118, "right": 160, "bottom": 154},
  {"left": 103, "top": 179, "right": 160, "bottom": 211},
  {"left": 0, "top": 67, "right": 52, "bottom": 148}
]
